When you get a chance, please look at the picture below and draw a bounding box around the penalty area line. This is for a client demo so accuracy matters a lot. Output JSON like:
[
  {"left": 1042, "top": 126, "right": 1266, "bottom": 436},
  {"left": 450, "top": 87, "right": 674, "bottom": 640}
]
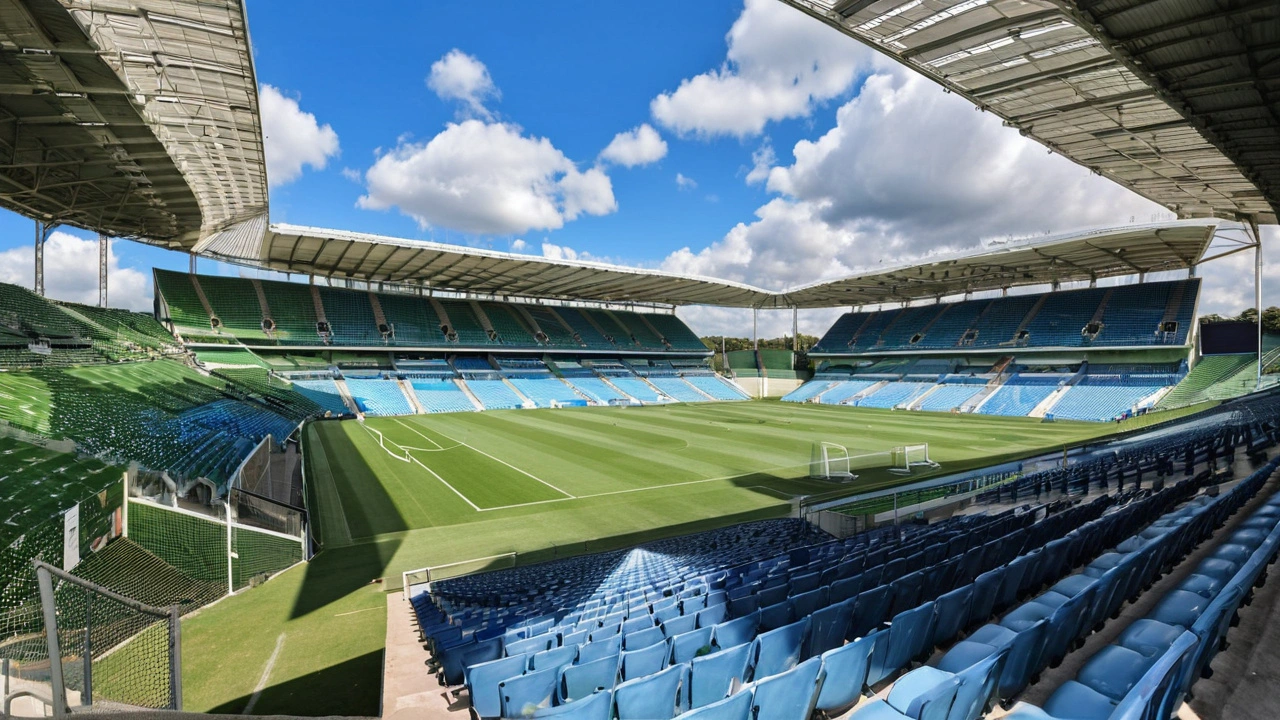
[
  {"left": 362, "top": 423, "right": 482, "bottom": 512},
  {"left": 393, "top": 419, "right": 575, "bottom": 499}
]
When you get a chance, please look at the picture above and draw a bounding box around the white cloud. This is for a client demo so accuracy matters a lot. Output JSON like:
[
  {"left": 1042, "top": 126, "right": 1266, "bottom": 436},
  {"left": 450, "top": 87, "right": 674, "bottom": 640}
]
[
  {"left": 677, "top": 305, "right": 844, "bottom": 339},
  {"left": 599, "top": 124, "right": 668, "bottom": 167},
  {"left": 541, "top": 241, "right": 591, "bottom": 262},
  {"left": 746, "top": 140, "right": 775, "bottom": 185},
  {"left": 650, "top": 0, "right": 869, "bottom": 138},
  {"left": 428, "top": 49, "right": 500, "bottom": 119},
  {"left": 0, "top": 232, "right": 151, "bottom": 311},
  {"left": 510, "top": 238, "right": 528, "bottom": 252},
  {"left": 1197, "top": 226, "right": 1280, "bottom": 317},
  {"left": 675, "top": 173, "right": 698, "bottom": 191},
  {"left": 358, "top": 119, "right": 617, "bottom": 235},
  {"left": 260, "top": 84, "right": 340, "bottom": 188}
]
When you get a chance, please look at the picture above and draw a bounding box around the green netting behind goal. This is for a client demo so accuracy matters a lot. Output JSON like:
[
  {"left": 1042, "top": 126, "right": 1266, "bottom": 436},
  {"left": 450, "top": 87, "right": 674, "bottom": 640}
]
[
  {"left": 232, "top": 526, "right": 303, "bottom": 591},
  {"left": 126, "top": 502, "right": 227, "bottom": 583}
]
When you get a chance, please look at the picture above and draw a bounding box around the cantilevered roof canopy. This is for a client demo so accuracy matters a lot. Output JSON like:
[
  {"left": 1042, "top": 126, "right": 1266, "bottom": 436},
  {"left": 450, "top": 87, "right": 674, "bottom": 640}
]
[
  {"left": 779, "top": 0, "right": 1279, "bottom": 224},
  {"left": 776, "top": 219, "right": 1220, "bottom": 307},
  {"left": 196, "top": 220, "right": 1220, "bottom": 309},
  {"left": 0, "top": 0, "right": 267, "bottom": 247},
  {"left": 212, "top": 224, "right": 777, "bottom": 308}
]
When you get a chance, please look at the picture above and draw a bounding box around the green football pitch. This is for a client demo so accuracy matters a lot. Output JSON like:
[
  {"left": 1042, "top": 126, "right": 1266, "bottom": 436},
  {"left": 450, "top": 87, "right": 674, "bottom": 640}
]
[{"left": 175, "top": 400, "right": 1200, "bottom": 715}]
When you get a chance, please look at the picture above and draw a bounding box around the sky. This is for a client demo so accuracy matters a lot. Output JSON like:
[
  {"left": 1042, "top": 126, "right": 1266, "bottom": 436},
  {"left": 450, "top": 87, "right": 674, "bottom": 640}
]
[{"left": 0, "top": 0, "right": 1274, "bottom": 338}]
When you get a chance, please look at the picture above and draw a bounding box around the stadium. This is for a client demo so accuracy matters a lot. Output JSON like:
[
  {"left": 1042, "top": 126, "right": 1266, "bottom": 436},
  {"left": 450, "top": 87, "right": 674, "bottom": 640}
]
[{"left": 0, "top": 1, "right": 1278, "bottom": 720}]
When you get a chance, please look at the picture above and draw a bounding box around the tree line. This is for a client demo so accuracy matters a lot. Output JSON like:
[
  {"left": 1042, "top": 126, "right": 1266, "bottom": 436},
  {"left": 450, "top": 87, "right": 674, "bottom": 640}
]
[{"left": 1200, "top": 307, "right": 1280, "bottom": 335}]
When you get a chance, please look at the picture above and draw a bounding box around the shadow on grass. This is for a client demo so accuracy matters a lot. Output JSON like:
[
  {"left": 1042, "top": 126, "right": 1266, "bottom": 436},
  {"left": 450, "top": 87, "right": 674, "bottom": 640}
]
[
  {"left": 209, "top": 649, "right": 383, "bottom": 716},
  {"left": 293, "top": 421, "right": 404, "bottom": 619}
]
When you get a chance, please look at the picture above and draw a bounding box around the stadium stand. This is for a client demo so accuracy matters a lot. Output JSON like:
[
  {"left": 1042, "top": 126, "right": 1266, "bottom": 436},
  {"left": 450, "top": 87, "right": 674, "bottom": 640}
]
[
  {"left": 812, "top": 279, "right": 1201, "bottom": 355},
  {"left": 343, "top": 377, "right": 414, "bottom": 416},
  {"left": 780, "top": 380, "right": 834, "bottom": 403},
  {"left": 509, "top": 377, "right": 586, "bottom": 408},
  {"left": 412, "top": 380, "right": 477, "bottom": 414},
  {"left": 159, "top": 272, "right": 710, "bottom": 356},
  {"left": 685, "top": 375, "right": 750, "bottom": 401},
  {"left": 853, "top": 381, "right": 933, "bottom": 409},
  {"left": 290, "top": 378, "right": 350, "bottom": 415},
  {"left": 1048, "top": 376, "right": 1168, "bottom": 422},
  {"left": 408, "top": 399, "right": 1280, "bottom": 720},
  {"left": 648, "top": 377, "right": 713, "bottom": 403},
  {"left": 0, "top": 436, "right": 123, "bottom": 551},
  {"left": 817, "top": 380, "right": 877, "bottom": 405},
  {"left": 607, "top": 376, "right": 666, "bottom": 403},
  {"left": 463, "top": 379, "right": 525, "bottom": 410},
  {"left": 916, "top": 384, "right": 984, "bottom": 412},
  {"left": 977, "top": 375, "right": 1063, "bottom": 417},
  {"left": 564, "top": 376, "right": 632, "bottom": 405}
]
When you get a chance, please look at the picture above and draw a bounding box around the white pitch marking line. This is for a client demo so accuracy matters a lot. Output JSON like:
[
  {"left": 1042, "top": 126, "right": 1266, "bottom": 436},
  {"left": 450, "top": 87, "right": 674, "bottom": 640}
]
[
  {"left": 362, "top": 423, "right": 482, "bottom": 512},
  {"left": 394, "top": 419, "right": 575, "bottom": 499},
  {"left": 242, "top": 632, "right": 285, "bottom": 715},
  {"left": 473, "top": 458, "right": 816, "bottom": 512}
]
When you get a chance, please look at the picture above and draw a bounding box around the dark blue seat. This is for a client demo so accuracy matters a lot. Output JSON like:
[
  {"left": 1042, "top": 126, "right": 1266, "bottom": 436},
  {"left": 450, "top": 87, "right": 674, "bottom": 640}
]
[
  {"left": 759, "top": 600, "right": 794, "bottom": 631},
  {"left": 614, "top": 663, "right": 689, "bottom": 720},
  {"left": 1148, "top": 589, "right": 1210, "bottom": 629},
  {"left": 967, "top": 568, "right": 1004, "bottom": 629},
  {"left": 807, "top": 599, "right": 854, "bottom": 657},
  {"left": 869, "top": 601, "right": 935, "bottom": 685},
  {"left": 932, "top": 585, "right": 974, "bottom": 647},
  {"left": 749, "top": 656, "right": 825, "bottom": 720},
  {"left": 790, "top": 586, "right": 829, "bottom": 618},
  {"left": 884, "top": 666, "right": 961, "bottom": 720},
  {"left": 831, "top": 575, "right": 863, "bottom": 603},
  {"left": 890, "top": 571, "right": 925, "bottom": 616},
  {"left": 1116, "top": 619, "right": 1184, "bottom": 659},
  {"left": 851, "top": 585, "right": 893, "bottom": 639}
]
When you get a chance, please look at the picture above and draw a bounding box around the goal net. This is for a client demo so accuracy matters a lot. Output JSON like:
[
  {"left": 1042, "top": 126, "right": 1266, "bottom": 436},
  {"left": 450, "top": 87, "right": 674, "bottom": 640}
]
[
  {"left": 33, "top": 560, "right": 181, "bottom": 711},
  {"left": 889, "top": 443, "right": 941, "bottom": 475},
  {"left": 809, "top": 442, "right": 857, "bottom": 482},
  {"left": 401, "top": 552, "right": 518, "bottom": 600}
]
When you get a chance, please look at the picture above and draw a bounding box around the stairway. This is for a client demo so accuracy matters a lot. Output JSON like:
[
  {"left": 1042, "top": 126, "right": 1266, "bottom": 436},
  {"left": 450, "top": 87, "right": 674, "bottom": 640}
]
[
  {"left": 470, "top": 301, "right": 497, "bottom": 341},
  {"left": 189, "top": 275, "right": 218, "bottom": 325},
  {"left": 1090, "top": 288, "right": 1115, "bottom": 324},
  {"left": 848, "top": 311, "right": 879, "bottom": 348},
  {"left": 368, "top": 293, "right": 389, "bottom": 335},
  {"left": 428, "top": 298, "right": 454, "bottom": 338},
  {"left": 454, "top": 379, "right": 485, "bottom": 411},
  {"left": 1012, "top": 294, "right": 1049, "bottom": 339},
  {"left": 250, "top": 279, "right": 272, "bottom": 333},
  {"left": 1160, "top": 282, "right": 1186, "bottom": 325}
]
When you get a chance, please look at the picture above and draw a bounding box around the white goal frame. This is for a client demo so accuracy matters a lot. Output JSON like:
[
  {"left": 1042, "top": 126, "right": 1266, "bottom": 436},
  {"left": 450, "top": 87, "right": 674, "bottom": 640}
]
[
  {"left": 889, "top": 443, "right": 941, "bottom": 475},
  {"left": 810, "top": 442, "right": 857, "bottom": 482}
]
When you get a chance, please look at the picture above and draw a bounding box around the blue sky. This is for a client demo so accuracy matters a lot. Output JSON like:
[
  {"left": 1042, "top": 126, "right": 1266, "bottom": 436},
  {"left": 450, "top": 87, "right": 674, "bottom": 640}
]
[{"left": 0, "top": 0, "right": 1273, "bottom": 336}]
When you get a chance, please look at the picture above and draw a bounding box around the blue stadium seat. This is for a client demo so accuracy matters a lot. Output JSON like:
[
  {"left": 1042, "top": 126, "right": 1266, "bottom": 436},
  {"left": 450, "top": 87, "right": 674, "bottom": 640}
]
[
  {"left": 674, "top": 689, "right": 753, "bottom": 720},
  {"left": 533, "top": 690, "right": 612, "bottom": 720},
  {"left": 501, "top": 667, "right": 560, "bottom": 718},
  {"left": 614, "top": 663, "right": 689, "bottom": 720},
  {"left": 621, "top": 640, "right": 669, "bottom": 681},
  {"left": 689, "top": 644, "right": 751, "bottom": 708},
  {"left": 749, "top": 617, "right": 809, "bottom": 679},
  {"left": 813, "top": 632, "right": 878, "bottom": 716},
  {"left": 468, "top": 654, "right": 529, "bottom": 719},
  {"left": 558, "top": 654, "right": 619, "bottom": 703},
  {"left": 748, "top": 656, "right": 824, "bottom": 720}
]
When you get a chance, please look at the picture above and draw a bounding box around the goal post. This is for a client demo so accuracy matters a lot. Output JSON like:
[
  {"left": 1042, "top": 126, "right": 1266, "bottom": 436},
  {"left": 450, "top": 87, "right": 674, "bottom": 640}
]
[
  {"left": 401, "top": 552, "right": 518, "bottom": 600},
  {"left": 889, "top": 443, "right": 941, "bottom": 475},
  {"left": 809, "top": 442, "right": 856, "bottom": 482}
]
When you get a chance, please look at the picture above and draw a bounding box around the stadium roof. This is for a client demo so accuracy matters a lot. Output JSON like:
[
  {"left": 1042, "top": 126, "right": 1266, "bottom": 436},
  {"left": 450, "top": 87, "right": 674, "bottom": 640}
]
[
  {"left": 196, "top": 220, "right": 1222, "bottom": 309},
  {"left": 0, "top": 0, "right": 267, "bottom": 247},
  {"left": 779, "top": 0, "right": 1280, "bottom": 225},
  {"left": 775, "top": 219, "right": 1220, "bottom": 307}
]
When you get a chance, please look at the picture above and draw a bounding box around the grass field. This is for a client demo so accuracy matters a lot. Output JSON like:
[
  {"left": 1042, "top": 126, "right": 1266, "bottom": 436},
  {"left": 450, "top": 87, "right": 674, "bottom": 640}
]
[{"left": 176, "top": 399, "right": 1190, "bottom": 715}]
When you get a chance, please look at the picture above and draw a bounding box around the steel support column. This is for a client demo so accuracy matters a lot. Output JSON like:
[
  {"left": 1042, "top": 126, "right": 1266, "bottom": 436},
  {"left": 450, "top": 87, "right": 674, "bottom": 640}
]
[
  {"left": 1249, "top": 217, "right": 1264, "bottom": 391},
  {"left": 792, "top": 307, "right": 799, "bottom": 351},
  {"left": 752, "top": 308, "right": 758, "bottom": 350},
  {"left": 98, "top": 234, "right": 108, "bottom": 307}
]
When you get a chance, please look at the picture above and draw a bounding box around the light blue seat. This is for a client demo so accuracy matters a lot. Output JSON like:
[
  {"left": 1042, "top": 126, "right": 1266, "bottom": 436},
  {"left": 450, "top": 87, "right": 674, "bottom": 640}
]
[
  {"left": 501, "top": 667, "right": 559, "bottom": 718},
  {"left": 1116, "top": 619, "right": 1184, "bottom": 659},
  {"left": 1036, "top": 630, "right": 1199, "bottom": 720},
  {"left": 663, "top": 614, "right": 697, "bottom": 638},
  {"left": 759, "top": 600, "right": 794, "bottom": 631},
  {"left": 885, "top": 666, "right": 958, "bottom": 717},
  {"left": 561, "top": 629, "right": 590, "bottom": 648},
  {"left": 533, "top": 646, "right": 577, "bottom": 673},
  {"left": 750, "top": 617, "right": 810, "bottom": 679},
  {"left": 689, "top": 644, "right": 751, "bottom": 708},
  {"left": 748, "top": 656, "right": 825, "bottom": 720},
  {"left": 615, "top": 664, "right": 690, "bottom": 720},
  {"left": 558, "top": 654, "right": 619, "bottom": 703},
  {"left": 625, "top": 626, "right": 666, "bottom": 651},
  {"left": 814, "top": 632, "right": 878, "bottom": 716},
  {"left": 533, "top": 690, "right": 612, "bottom": 720},
  {"left": 577, "top": 637, "right": 621, "bottom": 665},
  {"left": 508, "top": 633, "right": 555, "bottom": 656},
  {"left": 697, "top": 604, "right": 727, "bottom": 628},
  {"left": 468, "top": 654, "right": 529, "bottom": 719},
  {"left": 624, "top": 615, "right": 656, "bottom": 634},
  {"left": 674, "top": 689, "right": 753, "bottom": 720},
  {"left": 807, "top": 599, "right": 854, "bottom": 657},
  {"left": 671, "top": 627, "right": 715, "bottom": 664},
  {"left": 851, "top": 585, "right": 894, "bottom": 639},
  {"left": 713, "top": 613, "right": 759, "bottom": 650},
  {"left": 621, "top": 640, "right": 670, "bottom": 681},
  {"left": 946, "top": 649, "right": 1007, "bottom": 720}
]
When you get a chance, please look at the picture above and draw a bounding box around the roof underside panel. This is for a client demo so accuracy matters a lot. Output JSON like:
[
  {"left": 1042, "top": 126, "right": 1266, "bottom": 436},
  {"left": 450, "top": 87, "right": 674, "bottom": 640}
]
[
  {"left": 190, "top": 221, "right": 1218, "bottom": 309},
  {"left": 0, "top": 0, "right": 266, "bottom": 246},
  {"left": 780, "top": 0, "right": 1278, "bottom": 224}
]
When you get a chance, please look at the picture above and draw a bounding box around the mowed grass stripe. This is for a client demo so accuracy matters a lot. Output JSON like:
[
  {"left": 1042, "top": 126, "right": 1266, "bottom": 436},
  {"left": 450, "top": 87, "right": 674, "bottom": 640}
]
[{"left": 376, "top": 419, "right": 568, "bottom": 509}]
